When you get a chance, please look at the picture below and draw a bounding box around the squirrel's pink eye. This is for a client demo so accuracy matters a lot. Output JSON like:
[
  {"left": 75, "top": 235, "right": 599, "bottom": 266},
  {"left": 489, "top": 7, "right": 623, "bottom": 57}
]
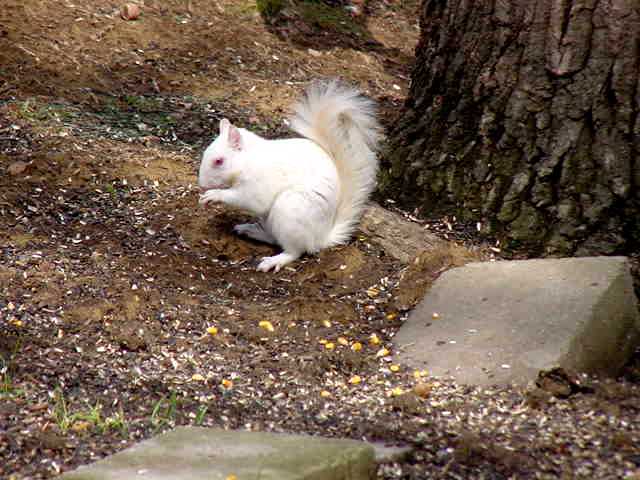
[{"left": 213, "top": 157, "right": 224, "bottom": 167}]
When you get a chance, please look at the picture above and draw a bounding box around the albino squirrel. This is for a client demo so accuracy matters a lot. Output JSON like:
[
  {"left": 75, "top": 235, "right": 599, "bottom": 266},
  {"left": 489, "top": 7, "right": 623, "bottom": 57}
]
[{"left": 198, "top": 80, "right": 380, "bottom": 272}]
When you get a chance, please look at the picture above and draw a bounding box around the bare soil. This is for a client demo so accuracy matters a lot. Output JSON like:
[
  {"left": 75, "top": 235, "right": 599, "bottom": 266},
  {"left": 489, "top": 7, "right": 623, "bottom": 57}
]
[{"left": 1, "top": 1, "right": 639, "bottom": 479}]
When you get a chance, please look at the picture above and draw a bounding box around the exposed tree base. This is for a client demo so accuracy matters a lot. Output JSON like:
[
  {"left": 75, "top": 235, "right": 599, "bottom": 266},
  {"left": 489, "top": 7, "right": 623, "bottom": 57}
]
[{"left": 381, "top": 0, "right": 639, "bottom": 256}]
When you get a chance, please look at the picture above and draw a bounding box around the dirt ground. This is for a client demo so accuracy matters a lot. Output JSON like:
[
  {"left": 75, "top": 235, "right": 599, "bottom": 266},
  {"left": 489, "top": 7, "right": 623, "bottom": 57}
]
[{"left": 1, "top": 1, "right": 639, "bottom": 479}]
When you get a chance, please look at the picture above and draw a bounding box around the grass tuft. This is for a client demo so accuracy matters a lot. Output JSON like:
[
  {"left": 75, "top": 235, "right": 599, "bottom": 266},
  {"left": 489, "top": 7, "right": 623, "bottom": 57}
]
[
  {"left": 256, "top": 0, "right": 286, "bottom": 21},
  {"left": 150, "top": 391, "right": 179, "bottom": 432},
  {"left": 52, "top": 388, "right": 128, "bottom": 435}
]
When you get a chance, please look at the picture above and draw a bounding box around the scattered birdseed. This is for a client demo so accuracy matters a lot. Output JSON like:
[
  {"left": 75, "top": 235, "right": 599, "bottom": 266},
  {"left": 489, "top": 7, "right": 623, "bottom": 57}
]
[{"left": 3, "top": 33, "right": 638, "bottom": 480}]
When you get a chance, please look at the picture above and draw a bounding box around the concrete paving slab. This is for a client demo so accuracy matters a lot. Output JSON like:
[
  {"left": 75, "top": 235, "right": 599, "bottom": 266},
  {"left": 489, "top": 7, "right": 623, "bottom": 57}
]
[
  {"left": 60, "top": 427, "right": 375, "bottom": 480},
  {"left": 393, "top": 256, "right": 640, "bottom": 386}
]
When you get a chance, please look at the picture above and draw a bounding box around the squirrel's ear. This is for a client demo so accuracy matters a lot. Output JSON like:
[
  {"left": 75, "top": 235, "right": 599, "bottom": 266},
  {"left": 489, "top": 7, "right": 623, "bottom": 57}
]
[
  {"left": 219, "top": 118, "right": 230, "bottom": 134},
  {"left": 227, "top": 123, "right": 242, "bottom": 151}
]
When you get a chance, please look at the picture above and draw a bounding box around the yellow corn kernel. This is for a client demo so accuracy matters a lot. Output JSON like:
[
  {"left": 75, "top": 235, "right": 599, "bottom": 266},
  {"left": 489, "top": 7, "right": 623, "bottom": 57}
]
[
  {"left": 258, "top": 320, "right": 274, "bottom": 332},
  {"left": 221, "top": 379, "right": 233, "bottom": 389},
  {"left": 10, "top": 319, "right": 23, "bottom": 327},
  {"left": 390, "top": 387, "right": 404, "bottom": 396},
  {"left": 376, "top": 347, "right": 390, "bottom": 358},
  {"left": 71, "top": 420, "right": 92, "bottom": 432}
]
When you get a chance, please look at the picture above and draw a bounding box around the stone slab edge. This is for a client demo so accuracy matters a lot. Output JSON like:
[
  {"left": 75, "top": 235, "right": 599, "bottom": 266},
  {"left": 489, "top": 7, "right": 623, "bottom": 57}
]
[{"left": 60, "top": 427, "right": 376, "bottom": 480}]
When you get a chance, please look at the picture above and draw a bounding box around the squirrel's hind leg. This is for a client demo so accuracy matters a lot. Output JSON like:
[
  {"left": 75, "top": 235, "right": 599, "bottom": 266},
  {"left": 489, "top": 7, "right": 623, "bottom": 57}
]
[{"left": 256, "top": 189, "right": 334, "bottom": 272}]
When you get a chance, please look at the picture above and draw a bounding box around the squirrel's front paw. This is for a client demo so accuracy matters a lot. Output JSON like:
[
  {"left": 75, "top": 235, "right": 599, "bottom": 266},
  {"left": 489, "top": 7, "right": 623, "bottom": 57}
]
[{"left": 199, "top": 190, "right": 222, "bottom": 206}]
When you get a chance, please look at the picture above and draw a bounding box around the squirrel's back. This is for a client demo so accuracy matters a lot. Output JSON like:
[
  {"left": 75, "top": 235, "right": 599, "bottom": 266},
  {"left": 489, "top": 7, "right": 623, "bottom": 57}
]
[{"left": 289, "top": 80, "right": 380, "bottom": 247}]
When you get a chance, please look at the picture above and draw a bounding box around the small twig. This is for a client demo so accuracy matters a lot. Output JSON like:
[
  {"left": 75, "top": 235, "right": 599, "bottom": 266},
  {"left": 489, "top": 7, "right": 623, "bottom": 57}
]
[
  {"left": 16, "top": 44, "right": 40, "bottom": 61},
  {"left": 440, "top": 458, "right": 454, "bottom": 478}
]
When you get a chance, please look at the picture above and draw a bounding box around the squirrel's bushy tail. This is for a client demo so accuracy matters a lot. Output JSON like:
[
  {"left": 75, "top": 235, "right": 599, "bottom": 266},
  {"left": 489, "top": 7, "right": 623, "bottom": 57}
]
[{"left": 290, "top": 80, "right": 380, "bottom": 247}]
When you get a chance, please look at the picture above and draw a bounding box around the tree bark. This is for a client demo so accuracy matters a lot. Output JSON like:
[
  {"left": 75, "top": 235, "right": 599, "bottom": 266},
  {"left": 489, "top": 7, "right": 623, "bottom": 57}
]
[{"left": 381, "top": 0, "right": 639, "bottom": 255}]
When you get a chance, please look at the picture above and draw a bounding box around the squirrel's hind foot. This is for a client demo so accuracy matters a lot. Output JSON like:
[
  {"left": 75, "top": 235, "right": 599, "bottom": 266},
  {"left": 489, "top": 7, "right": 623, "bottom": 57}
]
[{"left": 257, "top": 252, "right": 299, "bottom": 273}]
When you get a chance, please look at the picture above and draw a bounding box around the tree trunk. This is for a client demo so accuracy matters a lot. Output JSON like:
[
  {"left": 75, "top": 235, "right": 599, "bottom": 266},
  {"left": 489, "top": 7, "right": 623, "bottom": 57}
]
[{"left": 381, "top": 0, "right": 639, "bottom": 255}]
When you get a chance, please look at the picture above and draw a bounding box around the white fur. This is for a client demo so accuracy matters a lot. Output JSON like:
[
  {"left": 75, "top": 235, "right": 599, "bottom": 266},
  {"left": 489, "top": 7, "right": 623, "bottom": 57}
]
[{"left": 198, "top": 80, "right": 380, "bottom": 272}]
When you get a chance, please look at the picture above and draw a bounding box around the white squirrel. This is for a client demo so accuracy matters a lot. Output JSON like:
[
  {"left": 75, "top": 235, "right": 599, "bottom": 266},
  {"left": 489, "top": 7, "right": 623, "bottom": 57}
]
[{"left": 198, "top": 80, "right": 380, "bottom": 272}]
